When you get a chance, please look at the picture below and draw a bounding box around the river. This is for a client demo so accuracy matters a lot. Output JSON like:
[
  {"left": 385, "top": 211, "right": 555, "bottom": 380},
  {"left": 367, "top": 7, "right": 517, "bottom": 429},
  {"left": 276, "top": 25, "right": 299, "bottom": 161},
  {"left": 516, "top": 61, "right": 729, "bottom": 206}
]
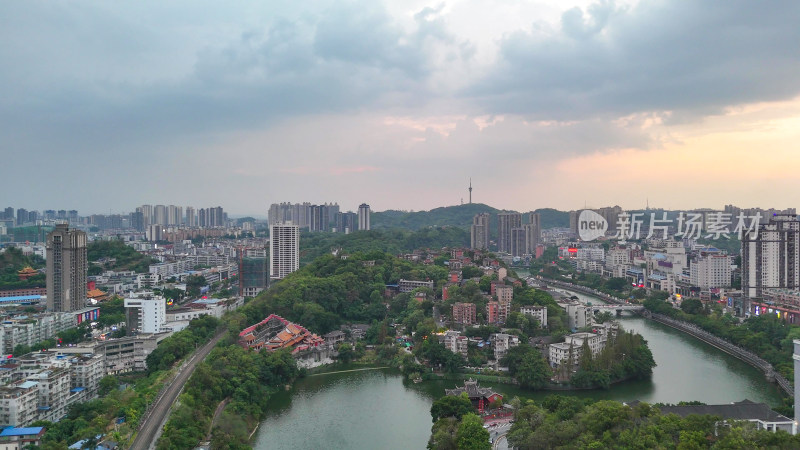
[{"left": 253, "top": 287, "right": 785, "bottom": 449}]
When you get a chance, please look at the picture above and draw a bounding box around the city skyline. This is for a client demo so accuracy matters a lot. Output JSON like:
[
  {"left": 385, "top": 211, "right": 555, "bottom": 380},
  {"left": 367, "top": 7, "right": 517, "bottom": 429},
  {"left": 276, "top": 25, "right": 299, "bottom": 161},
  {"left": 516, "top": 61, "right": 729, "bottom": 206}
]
[{"left": 2, "top": 1, "right": 799, "bottom": 214}]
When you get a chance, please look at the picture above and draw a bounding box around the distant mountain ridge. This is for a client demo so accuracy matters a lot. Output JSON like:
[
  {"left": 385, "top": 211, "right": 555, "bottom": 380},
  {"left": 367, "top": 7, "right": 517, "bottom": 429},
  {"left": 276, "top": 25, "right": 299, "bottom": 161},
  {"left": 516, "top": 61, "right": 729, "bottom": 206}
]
[{"left": 371, "top": 203, "right": 569, "bottom": 232}]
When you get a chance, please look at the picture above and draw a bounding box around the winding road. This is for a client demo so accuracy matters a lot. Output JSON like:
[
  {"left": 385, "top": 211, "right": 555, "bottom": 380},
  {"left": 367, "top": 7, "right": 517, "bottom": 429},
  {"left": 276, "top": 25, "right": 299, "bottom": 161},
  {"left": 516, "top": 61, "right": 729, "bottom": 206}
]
[{"left": 130, "top": 330, "right": 225, "bottom": 450}]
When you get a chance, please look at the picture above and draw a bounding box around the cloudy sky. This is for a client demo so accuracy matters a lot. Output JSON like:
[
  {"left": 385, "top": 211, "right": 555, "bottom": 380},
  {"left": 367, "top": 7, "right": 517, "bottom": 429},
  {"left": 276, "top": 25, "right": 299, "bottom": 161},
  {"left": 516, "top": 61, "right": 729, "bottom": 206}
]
[{"left": 3, "top": 0, "right": 799, "bottom": 216}]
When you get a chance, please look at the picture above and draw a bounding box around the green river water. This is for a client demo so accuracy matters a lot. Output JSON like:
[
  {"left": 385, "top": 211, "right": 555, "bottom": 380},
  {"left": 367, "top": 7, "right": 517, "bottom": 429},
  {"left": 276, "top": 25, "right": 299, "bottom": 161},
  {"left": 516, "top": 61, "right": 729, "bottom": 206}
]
[{"left": 253, "top": 287, "right": 784, "bottom": 449}]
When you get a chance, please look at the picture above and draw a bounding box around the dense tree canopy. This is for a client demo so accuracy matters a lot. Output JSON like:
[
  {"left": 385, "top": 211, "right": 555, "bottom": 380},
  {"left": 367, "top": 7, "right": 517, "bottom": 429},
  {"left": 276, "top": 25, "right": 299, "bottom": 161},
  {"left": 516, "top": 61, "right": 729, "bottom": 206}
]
[{"left": 87, "top": 240, "right": 157, "bottom": 273}]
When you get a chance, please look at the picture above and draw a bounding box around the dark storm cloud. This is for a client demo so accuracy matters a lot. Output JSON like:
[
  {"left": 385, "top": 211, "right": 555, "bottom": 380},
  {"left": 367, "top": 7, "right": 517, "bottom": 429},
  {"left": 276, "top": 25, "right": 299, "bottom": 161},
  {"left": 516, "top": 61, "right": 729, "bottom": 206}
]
[
  {"left": 467, "top": 0, "right": 800, "bottom": 121},
  {"left": 0, "top": 1, "right": 467, "bottom": 161}
]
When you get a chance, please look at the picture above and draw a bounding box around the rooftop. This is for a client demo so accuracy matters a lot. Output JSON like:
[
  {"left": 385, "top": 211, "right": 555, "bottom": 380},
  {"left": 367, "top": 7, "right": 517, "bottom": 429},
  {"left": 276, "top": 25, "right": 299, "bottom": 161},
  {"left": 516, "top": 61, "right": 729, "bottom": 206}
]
[{"left": 0, "top": 427, "right": 45, "bottom": 437}]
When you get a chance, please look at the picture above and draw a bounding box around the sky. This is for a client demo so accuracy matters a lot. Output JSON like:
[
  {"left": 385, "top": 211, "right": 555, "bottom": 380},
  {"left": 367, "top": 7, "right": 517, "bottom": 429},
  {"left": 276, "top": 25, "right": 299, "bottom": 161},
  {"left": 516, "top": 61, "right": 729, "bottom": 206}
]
[{"left": 2, "top": 0, "right": 800, "bottom": 216}]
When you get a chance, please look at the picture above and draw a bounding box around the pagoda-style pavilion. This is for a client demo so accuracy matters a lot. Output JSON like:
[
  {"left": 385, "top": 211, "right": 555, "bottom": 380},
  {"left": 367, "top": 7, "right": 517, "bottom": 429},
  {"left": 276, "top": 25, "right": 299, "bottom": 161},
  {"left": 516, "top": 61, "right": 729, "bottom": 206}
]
[
  {"left": 17, "top": 267, "right": 39, "bottom": 280},
  {"left": 445, "top": 378, "right": 503, "bottom": 412}
]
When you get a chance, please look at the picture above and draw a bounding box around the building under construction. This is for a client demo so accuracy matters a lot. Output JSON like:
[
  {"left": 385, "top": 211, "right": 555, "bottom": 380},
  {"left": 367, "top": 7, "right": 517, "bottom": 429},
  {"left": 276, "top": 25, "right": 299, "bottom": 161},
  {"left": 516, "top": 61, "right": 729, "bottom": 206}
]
[{"left": 238, "top": 247, "right": 267, "bottom": 298}]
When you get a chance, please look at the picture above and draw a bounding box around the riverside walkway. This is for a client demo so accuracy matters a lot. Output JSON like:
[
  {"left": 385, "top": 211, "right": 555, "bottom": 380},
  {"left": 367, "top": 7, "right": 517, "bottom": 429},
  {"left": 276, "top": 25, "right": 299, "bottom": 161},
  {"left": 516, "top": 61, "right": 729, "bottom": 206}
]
[{"left": 533, "top": 277, "right": 793, "bottom": 397}]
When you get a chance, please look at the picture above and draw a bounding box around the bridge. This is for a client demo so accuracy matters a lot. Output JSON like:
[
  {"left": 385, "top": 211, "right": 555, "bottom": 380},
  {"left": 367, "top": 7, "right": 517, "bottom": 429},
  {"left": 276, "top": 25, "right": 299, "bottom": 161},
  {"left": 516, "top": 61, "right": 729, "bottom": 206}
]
[{"left": 590, "top": 305, "right": 645, "bottom": 313}]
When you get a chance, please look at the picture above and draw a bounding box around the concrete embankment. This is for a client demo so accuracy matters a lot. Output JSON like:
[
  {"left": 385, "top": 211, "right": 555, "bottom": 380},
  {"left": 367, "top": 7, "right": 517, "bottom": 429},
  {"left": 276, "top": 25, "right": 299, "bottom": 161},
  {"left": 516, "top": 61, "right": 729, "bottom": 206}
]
[{"left": 534, "top": 277, "right": 794, "bottom": 397}]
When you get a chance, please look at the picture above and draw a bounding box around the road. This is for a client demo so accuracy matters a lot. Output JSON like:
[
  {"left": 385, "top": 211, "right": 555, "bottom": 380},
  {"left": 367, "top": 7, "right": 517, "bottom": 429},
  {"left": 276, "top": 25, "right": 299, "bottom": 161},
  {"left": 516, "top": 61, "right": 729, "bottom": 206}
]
[
  {"left": 489, "top": 423, "right": 511, "bottom": 450},
  {"left": 130, "top": 330, "right": 225, "bottom": 450}
]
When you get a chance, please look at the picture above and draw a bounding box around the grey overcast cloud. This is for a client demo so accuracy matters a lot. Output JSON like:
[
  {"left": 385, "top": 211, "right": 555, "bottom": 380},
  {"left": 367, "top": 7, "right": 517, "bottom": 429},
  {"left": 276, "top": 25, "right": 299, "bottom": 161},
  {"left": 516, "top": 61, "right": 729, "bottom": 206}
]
[{"left": 2, "top": 0, "right": 800, "bottom": 214}]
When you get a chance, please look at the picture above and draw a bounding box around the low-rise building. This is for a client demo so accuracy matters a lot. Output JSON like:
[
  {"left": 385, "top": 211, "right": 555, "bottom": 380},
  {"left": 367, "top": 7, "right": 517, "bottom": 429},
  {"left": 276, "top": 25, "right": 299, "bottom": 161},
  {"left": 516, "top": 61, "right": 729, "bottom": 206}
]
[
  {"left": 549, "top": 332, "right": 606, "bottom": 368},
  {"left": 0, "top": 426, "right": 46, "bottom": 448},
  {"left": 452, "top": 302, "right": 476, "bottom": 325},
  {"left": 560, "top": 301, "right": 593, "bottom": 330},
  {"left": 0, "top": 381, "right": 38, "bottom": 427},
  {"left": 491, "top": 333, "right": 519, "bottom": 361},
  {"left": 519, "top": 305, "right": 548, "bottom": 328},
  {"left": 442, "top": 331, "right": 468, "bottom": 358},
  {"left": 398, "top": 279, "right": 434, "bottom": 293},
  {"left": 124, "top": 295, "right": 166, "bottom": 334},
  {"left": 26, "top": 368, "right": 71, "bottom": 423}
]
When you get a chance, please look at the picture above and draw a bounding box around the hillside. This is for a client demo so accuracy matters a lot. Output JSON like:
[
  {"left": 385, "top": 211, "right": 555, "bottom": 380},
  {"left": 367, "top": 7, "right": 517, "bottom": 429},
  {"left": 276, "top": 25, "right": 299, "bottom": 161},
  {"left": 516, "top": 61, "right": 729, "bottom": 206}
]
[
  {"left": 299, "top": 227, "right": 469, "bottom": 265},
  {"left": 371, "top": 203, "right": 570, "bottom": 232},
  {"left": 87, "top": 240, "right": 157, "bottom": 273},
  {"left": 536, "top": 208, "right": 570, "bottom": 229},
  {"left": 0, "top": 247, "right": 46, "bottom": 290},
  {"left": 372, "top": 203, "right": 500, "bottom": 230}
]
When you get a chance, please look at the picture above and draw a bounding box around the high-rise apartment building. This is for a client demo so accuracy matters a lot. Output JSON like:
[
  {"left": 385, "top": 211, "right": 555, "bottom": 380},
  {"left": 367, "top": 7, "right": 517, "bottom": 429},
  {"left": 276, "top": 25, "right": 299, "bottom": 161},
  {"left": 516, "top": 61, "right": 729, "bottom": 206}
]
[
  {"left": 46, "top": 224, "right": 87, "bottom": 312},
  {"left": 198, "top": 206, "right": 225, "bottom": 227},
  {"left": 690, "top": 254, "right": 733, "bottom": 290},
  {"left": 336, "top": 212, "right": 358, "bottom": 234},
  {"left": 310, "top": 205, "right": 330, "bottom": 232},
  {"left": 526, "top": 212, "right": 541, "bottom": 252},
  {"left": 137, "top": 205, "right": 153, "bottom": 227},
  {"left": 358, "top": 203, "right": 371, "bottom": 231},
  {"left": 185, "top": 207, "right": 196, "bottom": 226},
  {"left": 742, "top": 214, "right": 800, "bottom": 300},
  {"left": 166, "top": 205, "right": 182, "bottom": 226},
  {"left": 129, "top": 212, "right": 145, "bottom": 232},
  {"left": 270, "top": 223, "right": 299, "bottom": 280},
  {"left": 15, "top": 208, "right": 28, "bottom": 226},
  {"left": 470, "top": 213, "right": 490, "bottom": 250},
  {"left": 510, "top": 227, "right": 527, "bottom": 257},
  {"left": 497, "top": 212, "right": 522, "bottom": 254},
  {"left": 153, "top": 205, "right": 167, "bottom": 226}
]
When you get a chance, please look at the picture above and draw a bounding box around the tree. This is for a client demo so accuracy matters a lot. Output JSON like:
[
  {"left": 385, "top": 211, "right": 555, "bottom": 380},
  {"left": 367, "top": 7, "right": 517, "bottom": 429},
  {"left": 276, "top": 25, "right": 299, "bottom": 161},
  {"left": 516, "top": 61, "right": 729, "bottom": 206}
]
[
  {"left": 680, "top": 298, "right": 704, "bottom": 315},
  {"left": 98, "top": 376, "right": 118, "bottom": 396},
  {"left": 428, "top": 417, "right": 458, "bottom": 450},
  {"left": 430, "top": 393, "right": 474, "bottom": 422},
  {"left": 501, "top": 345, "right": 552, "bottom": 389},
  {"left": 185, "top": 275, "right": 207, "bottom": 299},
  {"left": 336, "top": 343, "right": 355, "bottom": 363},
  {"left": 456, "top": 413, "right": 490, "bottom": 450}
]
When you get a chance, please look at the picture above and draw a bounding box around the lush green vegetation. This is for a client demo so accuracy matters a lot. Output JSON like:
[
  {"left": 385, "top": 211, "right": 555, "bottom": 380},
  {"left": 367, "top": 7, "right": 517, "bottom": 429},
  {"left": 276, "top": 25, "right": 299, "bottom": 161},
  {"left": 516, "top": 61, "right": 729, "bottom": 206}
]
[
  {"left": 500, "top": 345, "right": 552, "bottom": 389},
  {"left": 33, "top": 317, "right": 222, "bottom": 448},
  {"left": 146, "top": 315, "right": 220, "bottom": 374},
  {"left": 87, "top": 240, "right": 157, "bottom": 273},
  {"left": 372, "top": 203, "right": 500, "bottom": 231},
  {"left": 225, "top": 251, "right": 448, "bottom": 335},
  {"left": 299, "top": 227, "right": 470, "bottom": 265},
  {"left": 428, "top": 394, "right": 491, "bottom": 450},
  {"left": 535, "top": 208, "right": 570, "bottom": 229},
  {"left": 566, "top": 330, "right": 656, "bottom": 389},
  {"left": 157, "top": 347, "right": 299, "bottom": 449},
  {"left": 644, "top": 295, "right": 800, "bottom": 380},
  {"left": 0, "top": 246, "right": 45, "bottom": 290},
  {"left": 503, "top": 395, "right": 800, "bottom": 449},
  {"left": 442, "top": 279, "right": 569, "bottom": 335},
  {"left": 372, "top": 204, "right": 569, "bottom": 235}
]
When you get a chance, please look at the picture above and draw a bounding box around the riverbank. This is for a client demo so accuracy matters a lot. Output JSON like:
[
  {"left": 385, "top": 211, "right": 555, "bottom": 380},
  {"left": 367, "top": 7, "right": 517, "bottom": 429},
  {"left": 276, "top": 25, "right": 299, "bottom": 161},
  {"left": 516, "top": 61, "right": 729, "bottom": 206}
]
[
  {"left": 648, "top": 313, "right": 793, "bottom": 395},
  {"left": 544, "top": 277, "right": 794, "bottom": 398}
]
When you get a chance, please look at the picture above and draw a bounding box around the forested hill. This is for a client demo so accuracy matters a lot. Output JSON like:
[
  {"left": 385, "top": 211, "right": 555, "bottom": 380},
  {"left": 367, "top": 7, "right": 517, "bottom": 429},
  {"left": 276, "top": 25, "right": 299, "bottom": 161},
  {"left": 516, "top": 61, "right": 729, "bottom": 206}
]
[
  {"left": 299, "top": 227, "right": 469, "bottom": 265},
  {"left": 372, "top": 203, "right": 499, "bottom": 230},
  {"left": 372, "top": 204, "right": 570, "bottom": 231}
]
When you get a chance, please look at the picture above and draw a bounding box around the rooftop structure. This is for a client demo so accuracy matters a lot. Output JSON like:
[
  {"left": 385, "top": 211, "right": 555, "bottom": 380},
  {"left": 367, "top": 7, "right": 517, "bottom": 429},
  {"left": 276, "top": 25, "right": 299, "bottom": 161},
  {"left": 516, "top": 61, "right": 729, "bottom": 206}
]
[
  {"left": 658, "top": 400, "right": 793, "bottom": 434},
  {"left": 445, "top": 379, "right": 503, "bottom": 412},
  {"left": 238, "top": 314, "right": 324, "bottom": 352}
]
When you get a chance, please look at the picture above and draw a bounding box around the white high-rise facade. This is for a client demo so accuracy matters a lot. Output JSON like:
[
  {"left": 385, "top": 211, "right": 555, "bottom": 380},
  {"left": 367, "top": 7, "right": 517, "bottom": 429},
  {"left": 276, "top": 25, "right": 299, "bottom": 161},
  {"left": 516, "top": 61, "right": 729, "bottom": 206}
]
[
  {"left": 124, "top": 296, "right": 167, "bottom": 333},
  {"left": 690, "top": 254, "right": 732, "bottom": 289},
  {"left": 153, "top": 205, "right": 167, "bottom": 225},
  {"left": 358, "top": 203, "right": 371, "bottom": 231},
  {"left": 270, "top": 223, "right": 299, "bottom": 280},
  {"left": 742, "top": 214, "right": 800, "bottom": 300}
]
